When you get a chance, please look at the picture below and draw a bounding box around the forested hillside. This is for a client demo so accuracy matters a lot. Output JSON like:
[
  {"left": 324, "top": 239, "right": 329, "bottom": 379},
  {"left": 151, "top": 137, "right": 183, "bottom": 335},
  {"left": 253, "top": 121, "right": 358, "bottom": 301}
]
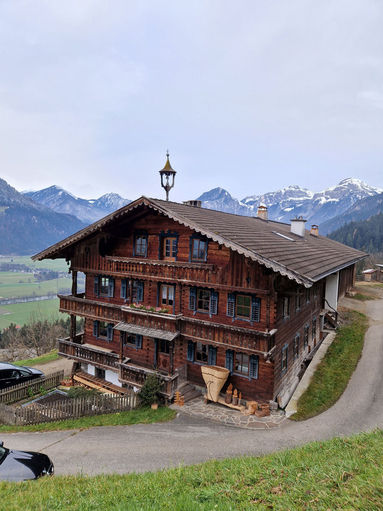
[{"left": 328, "top": 213, "right": 383, "bottom": 253}]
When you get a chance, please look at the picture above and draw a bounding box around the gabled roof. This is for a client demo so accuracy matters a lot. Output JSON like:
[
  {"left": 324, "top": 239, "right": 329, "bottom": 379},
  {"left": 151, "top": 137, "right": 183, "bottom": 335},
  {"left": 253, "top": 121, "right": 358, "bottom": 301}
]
[{"left": 33, "top": 196, "right": 366, "bottom": 287}]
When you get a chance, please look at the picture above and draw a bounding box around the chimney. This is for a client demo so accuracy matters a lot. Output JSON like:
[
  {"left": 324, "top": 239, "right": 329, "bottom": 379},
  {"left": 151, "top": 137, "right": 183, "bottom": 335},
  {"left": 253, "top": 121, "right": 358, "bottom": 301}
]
[
  {"left": 290, "top": 216, "right": 307, "bottom": 237},
  {"left": 257, "top": 204, "right": 268, "bottom": 221},
  {"left": 183, "top": 200, "right": 202, "bottom": 208},
  {"left": 310, "top": 224, "right": 319, "bottom": 236}
]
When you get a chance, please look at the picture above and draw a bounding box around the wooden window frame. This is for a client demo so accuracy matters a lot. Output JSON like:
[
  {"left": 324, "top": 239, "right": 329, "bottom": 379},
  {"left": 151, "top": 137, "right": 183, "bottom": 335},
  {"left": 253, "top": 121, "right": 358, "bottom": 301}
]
[
  {"left": 195, "top": 341, "right": 208, "bottom": 363},
  {"left": 159, "top": 339, "right": 170, "bottom": 354},
  {"left": 190, "top": 237, "right": 208, "bottom": 262},
  {"left": 282, "top": 296, "right": 290, "bottom": 319},
  {"left": 134, "top": 233, "right": 148, "bottom": 258},
  {"left": 163, "top": 237, "right": 177, "bottom": 261},
  {"left": 160, "top": 284, "right": 175, "bottom": 307},
  {"left": 236, "top": 294, "right": 251, "bottom": 319},
  {"left": 304, "top": 324, "right": 309, "bottom": 348},
  {"left": 293, "top": 333, "right": 300, "bottom": 359},
  {"left": 281, "top": 344, "right": 288, "bottom": 373},
  {"left": 197, "top": 288, "right": 211, "bottom": 312},
  {"left": 234, "top": 352, "right": 249, "bottom": 376}
]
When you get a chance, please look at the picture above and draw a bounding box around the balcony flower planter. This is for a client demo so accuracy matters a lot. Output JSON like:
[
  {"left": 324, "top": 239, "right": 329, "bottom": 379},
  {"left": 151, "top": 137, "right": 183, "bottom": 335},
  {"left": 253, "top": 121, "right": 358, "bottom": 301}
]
[{"left": 201, "top": 365, "right": 230, "bottom": 402}]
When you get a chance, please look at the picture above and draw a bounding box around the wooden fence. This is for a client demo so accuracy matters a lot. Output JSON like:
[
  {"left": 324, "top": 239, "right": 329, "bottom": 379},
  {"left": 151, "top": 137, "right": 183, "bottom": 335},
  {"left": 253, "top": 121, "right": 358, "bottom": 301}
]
[
  {"left": 0, "top": 371, "right": 64, "bottom": 405},
  {"left": 0, "top": 392, "right": 137, "bottom": 426}
]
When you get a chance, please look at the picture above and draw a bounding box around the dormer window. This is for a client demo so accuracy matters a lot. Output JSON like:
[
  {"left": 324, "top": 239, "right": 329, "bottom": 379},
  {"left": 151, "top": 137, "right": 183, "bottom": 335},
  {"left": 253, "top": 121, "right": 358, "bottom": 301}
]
[
  {"left": 190, "top": 237, "right": 208, "bottom": 262},
  {"left": 134, "top": 233, "right": 148, "bottom": 257}
]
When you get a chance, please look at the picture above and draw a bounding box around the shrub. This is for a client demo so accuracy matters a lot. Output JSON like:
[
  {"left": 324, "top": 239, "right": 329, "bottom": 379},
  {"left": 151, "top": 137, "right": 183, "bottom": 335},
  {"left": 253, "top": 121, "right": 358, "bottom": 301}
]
[
  {"left": 138, "top": 374, "right": 163, "bottom": 406},
  {"left": 67, "top": 387, "right": 101, "bottom": 399}
]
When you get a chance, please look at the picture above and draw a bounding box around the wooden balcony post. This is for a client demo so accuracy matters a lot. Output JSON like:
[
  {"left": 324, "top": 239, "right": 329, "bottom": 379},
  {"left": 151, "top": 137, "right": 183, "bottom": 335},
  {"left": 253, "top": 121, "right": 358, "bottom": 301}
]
[
  {"left": 71, "top": 270, "right": 78, "bottom": 295},
  {"left": 70, "top": 315, "right": 77, "bottom": 342}
]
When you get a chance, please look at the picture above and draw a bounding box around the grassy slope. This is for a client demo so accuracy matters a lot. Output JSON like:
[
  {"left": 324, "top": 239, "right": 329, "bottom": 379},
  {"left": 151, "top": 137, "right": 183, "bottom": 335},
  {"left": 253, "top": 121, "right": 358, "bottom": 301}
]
[
  {"left": 0, "top": 298, "right": 61, "bottom": 329},
  {"left": 292, "top": 310, "right": 368, "bottom": 421},
  {"left": 0, "top": 272, "right": 71, "bottom": 299},
  {"left": 1, "top": 430, "right": 382, "bottom": 510},
  {"left": 13, "top": 350, "right": 59, "bottom": 367},
  {"left": 0, "top": 256, "right": 68, "bottom": 272},
  {"left": 0, "top": 407, "right": 176, "bottom": 434}
]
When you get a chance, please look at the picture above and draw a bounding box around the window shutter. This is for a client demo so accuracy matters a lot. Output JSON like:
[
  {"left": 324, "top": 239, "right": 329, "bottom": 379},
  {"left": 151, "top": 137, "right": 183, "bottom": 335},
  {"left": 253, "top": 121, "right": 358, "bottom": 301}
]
[
  {"left": 225, "top": 349, "right": 234, "bottom": 372},
  {"left": 250, "top": 355, "right": 259, "bottom": 379},
  {"left": 187, "top": 340, "right": 195, "bottom": 361},
  {"left": 121, "top": 279, "right": 127, "bottom": 299},
  {"left": 209, "top": 291, "right": 218, "bottom": 316},
  {"left": 93, "top": 320, "right": 99, "bottom": 337},
  {"left": 107, "top": 324, "right": 113, "bottom": 342},
  {"left": 94, "top": 276, "right": 100, "bottom": 297},
  {"left": 136, "top": 281, "right": 144, "bottom": 302},
  {"left": 189, "top": 287, "right": 196, "bottom": 311},
  {"left": 108, "top": 278, "right": 115, "bottom": 298},
  {"left": 136, "top": 334, "right": 143, "bottom": 349},
  {"left": 227, "top": 293, "right": 235, "bottom": 317},
  {"left": 251, "top": 297, "right": 261, "bottom": 322},
  {"left": 208, "top": 345, "right": 217, "bottom": 365}
]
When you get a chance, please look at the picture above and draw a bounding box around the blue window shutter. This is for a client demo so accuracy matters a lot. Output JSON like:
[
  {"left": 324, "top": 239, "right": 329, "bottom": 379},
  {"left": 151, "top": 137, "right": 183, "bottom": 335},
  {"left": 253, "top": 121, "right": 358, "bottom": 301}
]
[
  {"left": 94, "top": 276, "right": 99, "bottom": 297},
  {"left": 121, "top": 279, "right": 127, "bottom": 299},
  {"left": 227, "top": 293, "right": 235, "bottom": 317},
  {"left": 251, "top": 297, "right": 261, "bottom": 322},
  {"left": 208, "top": 346, "right": 217, "bottom": 365},
  {"left": 187, "top": 340, "right": 195, "bottom": 361},
  {"left": 189, "top": 287, "right": 196, "bottom": 311},
  {"left": 136, "top": 281, "right": 144, "bottom": 302},
  {"left": 93, "top": 320, "right": 99, "bottom": 338},
  {"left": 250, "top": 355, "right": 259, "bottom": 379},
  {"left": 225, "top": 349, "right": 234, "bottom": 372},
  {"left": 209, "top": 291, "right": 218, "bottom": 316},
  {"left": 107, "top": 324, "right": 113, "bottom": 342},
  {"left": 136, "top": 334, "right": 143, "bottom": 349},
  {"left": 108, "top": 278, "right": 115, "bottom": 298}
]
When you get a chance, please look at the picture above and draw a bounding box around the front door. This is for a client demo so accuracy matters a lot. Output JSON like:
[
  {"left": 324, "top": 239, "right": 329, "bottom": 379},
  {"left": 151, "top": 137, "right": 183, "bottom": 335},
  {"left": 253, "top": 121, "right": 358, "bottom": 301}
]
[{"left": 156, "top": 339, "right": 171, "bottom": 373}]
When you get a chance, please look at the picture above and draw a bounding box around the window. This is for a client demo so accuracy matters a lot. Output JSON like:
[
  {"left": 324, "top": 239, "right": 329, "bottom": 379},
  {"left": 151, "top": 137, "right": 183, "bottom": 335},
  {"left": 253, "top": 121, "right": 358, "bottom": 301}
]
[
  {"left": 160, "top": 285, "right": 175, "bottom": 307},
  {"left": 189, "top": 288, "right": 218, "bottom": 316},
  {"left": 197, "top": 289, "right": 210, "bottom": 312},
  {"left": 94, "top": 276, "right": 114, "bottom": 298},
  {"left": 93, "top": 321, "right": 113, "bottom": 342},
  {"left": 195, "top": 342, "right": 208, "bottom": 363},
  {"left": 304, "top": 324, "right": 309, "bottom": 348},
  {"left": 295, "top": 292, "right": 301, "bottom": 312},
  {"left": 293, "top": 334, "right": 300, "bottom": 359},
  {"left": 282, "top": 297, "right": 290, "bottom": 318},
  {"left": 236, "top": 295, "right": 251, "bottom": 319},
  {"left": 121, "top": 279, "right": 144, "bottom": 302},
  {"left": 121, "top": 332, "right": 142, "bottom": 349},
  {"left": 227, "top": 294, "right": 261, "bottom": 322},
  {"left": 159, "top": 339, "right": 170, "bottom": 354},
  {"left": 281, "top": 344, "right": 288, "bottom": 372},
  {"left": 305, "top": 288, "right": 311, "bottom": 304},
  {"left": 95, "top": 367, "right": 105, "bottom": 379},
  {"left": 235, "top": 352, "right": 249, "bottom": 375},
  {"left": 163, "top": 237, "right": 177, "bottom": 260},
  {"left": 134, "top": 234, "right": 148, "bottom": 257},
  {"left": 187, "top": 341, "right": 217, "bottom": 365},
  {"left": 312, "top": 317, "right": 317, "bottom": 345},
  {"left": 191, "top": 238, "right": 207, "bottom": 262}
]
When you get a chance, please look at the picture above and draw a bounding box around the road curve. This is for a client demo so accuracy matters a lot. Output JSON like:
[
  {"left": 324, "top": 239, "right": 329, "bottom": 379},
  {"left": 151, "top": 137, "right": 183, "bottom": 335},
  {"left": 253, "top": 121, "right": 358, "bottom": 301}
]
[{"left": 2, "top": 296, "right": 382, "bottom": 476}]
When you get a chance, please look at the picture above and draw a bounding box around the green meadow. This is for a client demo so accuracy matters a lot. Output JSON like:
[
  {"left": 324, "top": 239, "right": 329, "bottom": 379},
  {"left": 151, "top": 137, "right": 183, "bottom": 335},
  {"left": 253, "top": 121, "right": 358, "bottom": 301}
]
[{"left": 0, "top": 299, "right": 61, "bottom": 329}]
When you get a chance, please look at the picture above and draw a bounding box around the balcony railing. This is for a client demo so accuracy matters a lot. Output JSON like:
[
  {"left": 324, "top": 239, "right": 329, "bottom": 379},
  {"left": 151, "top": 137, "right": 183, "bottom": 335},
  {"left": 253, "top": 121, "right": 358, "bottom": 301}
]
[
  {"left": 119, "top": 362, "right": 178, "bottom": 399},
  {"left": 58, "top": 337, "right": 120, "bottom": 370}
]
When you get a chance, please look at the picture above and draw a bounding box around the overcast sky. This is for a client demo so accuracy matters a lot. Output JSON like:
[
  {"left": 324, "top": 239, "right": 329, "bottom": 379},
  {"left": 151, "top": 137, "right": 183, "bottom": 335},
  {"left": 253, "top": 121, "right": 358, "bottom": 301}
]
[{"left": 0, "top": 1, "right": 382, "bottom": 201}]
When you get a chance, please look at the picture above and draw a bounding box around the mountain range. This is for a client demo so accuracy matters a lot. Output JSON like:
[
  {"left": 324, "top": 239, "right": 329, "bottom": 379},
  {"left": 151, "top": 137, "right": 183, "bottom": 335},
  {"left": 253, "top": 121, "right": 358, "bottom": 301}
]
[
  {"left": 0, "top": 179, "right": 85, "bottom": 255},
  {"left": 24, "top": 186, "right": 130, "bottom": 224},
  {"left": 197, "top": 178, "right": 383, "bottom": 235}
]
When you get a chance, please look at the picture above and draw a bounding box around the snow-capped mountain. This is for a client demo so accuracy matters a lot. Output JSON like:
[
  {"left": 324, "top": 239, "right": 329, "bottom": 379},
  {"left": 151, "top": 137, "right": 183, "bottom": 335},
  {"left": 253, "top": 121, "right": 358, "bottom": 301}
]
[
  {"left": 197, "top": 178, "right": 382, "bottom": 230},
  {"left": 24, "top": 186, "right": 130, "bottom": 224}
]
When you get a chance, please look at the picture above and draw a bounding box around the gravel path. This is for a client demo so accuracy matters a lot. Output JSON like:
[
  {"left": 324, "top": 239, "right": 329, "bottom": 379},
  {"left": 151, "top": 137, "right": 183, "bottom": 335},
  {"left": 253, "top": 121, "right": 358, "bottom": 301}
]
[{"left": 1, "top": 293, "right": 382, "bottom": 476}]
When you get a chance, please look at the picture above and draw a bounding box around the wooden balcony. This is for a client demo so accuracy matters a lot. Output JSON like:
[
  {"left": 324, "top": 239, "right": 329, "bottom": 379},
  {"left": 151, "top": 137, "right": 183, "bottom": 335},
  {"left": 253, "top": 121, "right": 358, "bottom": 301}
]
[
  {"left": 119, "top": 362, "right": 178, "bottom": 399},
  {"left": 71, "top": 253, "right": 218, "bottom": 287},
  {"left": 58, "top": 337, "right": 120, "bottom": 370}
]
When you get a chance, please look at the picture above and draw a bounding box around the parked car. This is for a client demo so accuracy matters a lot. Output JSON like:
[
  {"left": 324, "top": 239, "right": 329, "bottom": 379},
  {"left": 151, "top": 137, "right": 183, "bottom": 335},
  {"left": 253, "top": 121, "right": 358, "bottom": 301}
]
[
  {"left": 0, "top": 362, "right": 44, "bottom": 390},
  {"left": 0, "top": 440, "right": 54, "bottom": 481}
]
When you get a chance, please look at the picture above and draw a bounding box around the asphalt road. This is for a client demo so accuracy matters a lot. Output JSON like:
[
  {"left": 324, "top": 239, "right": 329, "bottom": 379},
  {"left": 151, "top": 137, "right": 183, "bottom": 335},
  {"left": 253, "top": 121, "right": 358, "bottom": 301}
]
[{"left": 2, "top": 295, "right": 382, "bottom": 476}]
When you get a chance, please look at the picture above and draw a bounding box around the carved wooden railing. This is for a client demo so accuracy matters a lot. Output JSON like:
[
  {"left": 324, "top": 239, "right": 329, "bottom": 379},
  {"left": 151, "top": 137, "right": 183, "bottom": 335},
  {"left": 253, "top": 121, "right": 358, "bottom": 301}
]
[
  {"left": 58, "top": 337, "right": 120, "bottom": 370},
  {"left": 71, "top": 253, "right": 218, "bottom": 286},
  {"left": 119, "top": 362, "right": 178, "bottom": 399}
]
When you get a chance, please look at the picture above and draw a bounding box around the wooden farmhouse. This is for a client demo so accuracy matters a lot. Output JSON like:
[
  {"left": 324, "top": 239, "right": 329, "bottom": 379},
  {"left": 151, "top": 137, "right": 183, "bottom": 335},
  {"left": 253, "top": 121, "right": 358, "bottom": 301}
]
[{"left": 33, "top": 165, "right": 366, "bottom": 408}]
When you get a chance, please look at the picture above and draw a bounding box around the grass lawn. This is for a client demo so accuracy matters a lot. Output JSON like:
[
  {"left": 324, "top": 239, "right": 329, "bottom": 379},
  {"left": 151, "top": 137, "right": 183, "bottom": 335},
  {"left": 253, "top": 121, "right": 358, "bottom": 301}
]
[
  {"left": 0, "top": 271, "right": 71, "bottom": 299},
  {"left": 1, "top": 430, "right": 382, "bottom": 510},
  {"left": 0, "top": 407, "right": 176, "bottom": 433},
  {"left": 352, "top": 292, "right": 375, "bottom": 301},
  {"left": 0, "top": 298, "right": 61, "bottom": 330},
  {"left": 13, "top": 350, "right": 59, "bottom": 367},
  {"left": 291, "top": 310, "right": 368, "bottom": 421}
]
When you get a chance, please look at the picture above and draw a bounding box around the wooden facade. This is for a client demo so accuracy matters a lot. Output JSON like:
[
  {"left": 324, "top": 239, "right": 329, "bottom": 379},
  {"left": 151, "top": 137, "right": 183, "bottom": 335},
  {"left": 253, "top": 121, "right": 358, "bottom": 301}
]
[{"left": 36, "top": 199, "right": 362, "bottom": 406}]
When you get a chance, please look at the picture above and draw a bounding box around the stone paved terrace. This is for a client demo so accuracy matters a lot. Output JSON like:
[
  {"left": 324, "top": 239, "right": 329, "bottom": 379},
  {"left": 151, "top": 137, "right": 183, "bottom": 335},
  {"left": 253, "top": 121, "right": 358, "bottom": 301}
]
[{"left": 172, "top": 397, "right": 286, "bottom": 429}]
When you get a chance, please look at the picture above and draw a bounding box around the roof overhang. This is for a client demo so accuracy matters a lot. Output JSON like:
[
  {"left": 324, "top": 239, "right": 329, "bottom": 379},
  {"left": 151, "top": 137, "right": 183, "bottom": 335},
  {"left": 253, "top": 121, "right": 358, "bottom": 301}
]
[{"left": 114, "top": 321, "right": 179, "bottom": 341}]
